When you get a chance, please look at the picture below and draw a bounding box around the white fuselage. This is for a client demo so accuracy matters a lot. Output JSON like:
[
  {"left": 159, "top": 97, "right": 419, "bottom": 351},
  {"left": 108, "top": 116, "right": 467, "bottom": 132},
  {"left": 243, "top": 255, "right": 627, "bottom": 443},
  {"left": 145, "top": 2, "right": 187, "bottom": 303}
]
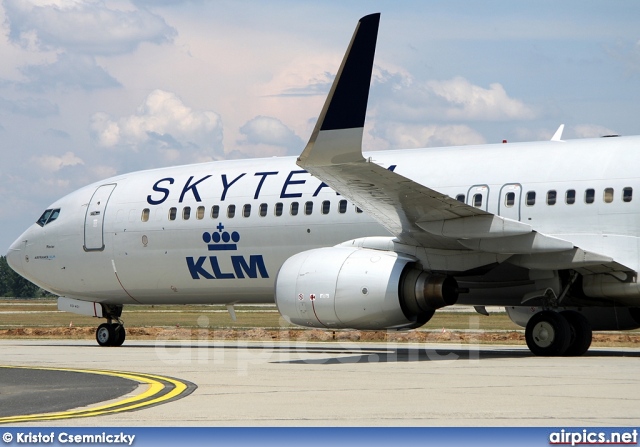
[{"left": 7, "top": 135, "right": 640, "bottom": 307}]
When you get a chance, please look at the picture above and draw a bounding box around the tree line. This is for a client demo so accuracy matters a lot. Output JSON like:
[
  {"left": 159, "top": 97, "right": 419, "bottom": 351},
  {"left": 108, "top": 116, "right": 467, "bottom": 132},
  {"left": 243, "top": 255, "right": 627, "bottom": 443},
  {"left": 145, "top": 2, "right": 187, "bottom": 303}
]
[{"left": 0, "top": 256, "right": 51, "bottom": 298}]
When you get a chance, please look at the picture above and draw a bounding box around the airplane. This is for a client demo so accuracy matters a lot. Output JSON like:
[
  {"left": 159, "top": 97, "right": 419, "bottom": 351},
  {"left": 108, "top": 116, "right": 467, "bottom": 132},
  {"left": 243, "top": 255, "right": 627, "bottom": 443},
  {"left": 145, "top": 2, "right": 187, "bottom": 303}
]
[{"left": 6, "top": 13, "right": 640, "bottom": 356}]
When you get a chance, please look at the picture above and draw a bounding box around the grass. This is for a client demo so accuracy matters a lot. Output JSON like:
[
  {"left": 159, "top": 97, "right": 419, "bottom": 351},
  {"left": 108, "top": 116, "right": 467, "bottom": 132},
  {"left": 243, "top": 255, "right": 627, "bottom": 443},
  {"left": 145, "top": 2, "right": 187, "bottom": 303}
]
[
  {"left": 1, "top": 298, "right": 639, "bottom": 348},
  {"left": 0, "top": 298, "right": 519, "bottom": 331}
]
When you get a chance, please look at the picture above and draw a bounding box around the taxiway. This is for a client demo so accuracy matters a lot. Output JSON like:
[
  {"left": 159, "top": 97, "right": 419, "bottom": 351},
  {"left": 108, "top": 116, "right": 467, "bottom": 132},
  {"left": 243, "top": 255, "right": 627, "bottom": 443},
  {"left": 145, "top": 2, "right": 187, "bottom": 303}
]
[{"left": 1, "top": 339, "right": 639, "bottom": 426}]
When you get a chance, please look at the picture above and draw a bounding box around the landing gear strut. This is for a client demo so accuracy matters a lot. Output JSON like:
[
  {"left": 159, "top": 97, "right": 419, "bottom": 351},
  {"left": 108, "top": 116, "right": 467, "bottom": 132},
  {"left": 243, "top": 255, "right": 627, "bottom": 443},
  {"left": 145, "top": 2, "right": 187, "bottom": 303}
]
[
  {"left": 525, "top": 309, "right": 592, "bottom": 356},
  {"left": 95, "top": 305, "right": 126, "bottom": 347}
]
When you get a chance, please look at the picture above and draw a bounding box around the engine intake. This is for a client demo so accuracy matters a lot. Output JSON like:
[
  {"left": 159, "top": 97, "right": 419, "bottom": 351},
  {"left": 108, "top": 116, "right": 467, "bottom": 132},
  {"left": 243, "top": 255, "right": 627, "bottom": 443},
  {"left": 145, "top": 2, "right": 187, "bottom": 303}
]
[{"left": 275, "top": 246, "right": 458, "bottom": 330}]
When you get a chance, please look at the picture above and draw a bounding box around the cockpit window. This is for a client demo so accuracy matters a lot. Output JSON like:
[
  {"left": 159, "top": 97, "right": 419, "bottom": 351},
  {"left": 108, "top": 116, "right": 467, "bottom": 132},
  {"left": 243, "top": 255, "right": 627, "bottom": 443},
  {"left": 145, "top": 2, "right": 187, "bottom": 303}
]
[
  {"left": 48, "top": 209, "right": 60, "bottom": 223},
  {"left": 36, "top": 208, "right": 61, "bottom": 227}
]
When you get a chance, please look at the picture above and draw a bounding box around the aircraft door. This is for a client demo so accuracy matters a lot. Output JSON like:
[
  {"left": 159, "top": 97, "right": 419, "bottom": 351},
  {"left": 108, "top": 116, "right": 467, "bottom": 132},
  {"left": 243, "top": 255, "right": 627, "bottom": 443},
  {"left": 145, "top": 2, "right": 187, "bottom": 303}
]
[
  {"left": 84, "top": 184, "right": 116, "bottom": 251},
  {"left": 467, "top": 184, "right": 490, "bottom": 211},
  {"left": 498, "top": 183, "right": 522, "bottom": 221}
]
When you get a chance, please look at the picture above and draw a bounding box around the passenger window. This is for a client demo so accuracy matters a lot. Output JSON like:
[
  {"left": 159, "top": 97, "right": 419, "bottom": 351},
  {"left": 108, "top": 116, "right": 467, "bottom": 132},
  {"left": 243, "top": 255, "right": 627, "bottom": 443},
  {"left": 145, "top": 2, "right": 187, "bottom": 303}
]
[
  {"left": 604, "top": 188, "right": 614, "bottom": 203},
  {"left": 169, "top": 207, "right": 177, "bottom": 221},
  {"left": 547, "top": 190, "right": 557, "bottom": 206},
  {"left": 322, "top": 200, "right": 330, "bottom": 215},
  {"left": 305, "top": 201, "right": 313, "bottom": 215},
  {"left": 243, "top": 204, "right": 251, "bottom": 218},
  {"left": 526, "top": 191, "right": 536, "bottom": 206},
  {"left": 623, "top": 187, "right": 633, "bottom": 202},
  {"left": 473, "top": 194, "right": 482, "bottom": 208},
  {"left": 565, "top": 190, "right": 575, "bottom": 205},
  {"left": 141, "top": 208, "right": 150, "bottom": 222},
  {"left": 275, "top": 202, "right": 283, "bottom": 216},
  {"left": 290, "top": 202, "right": 299, "bottom": 216},
  {"left": 227, "top": 205, "right": 236, "bottom": 218},
  {"left": 259, "top": 203, "right": 268, "bottom": 217},
  {"left": 183, "top": 206, "right": 191, "bottom": 220},
  {"left": 505, "top": 192, "right": 515, "bottom": 207},
  {"left": 338, "top": 200, "right": 347, "bottom": 214},
  {"left": 456, "top": 194, "right": 465, "bottom": 203},
  {"left": 196, "top": 206, "right": 205, "bottom": 220},
  {"left": 211, "top": 205, "right": 219, "bottom": 219},
  {"left": 585, "top": 189, "right": 595, "bottom": 204}
]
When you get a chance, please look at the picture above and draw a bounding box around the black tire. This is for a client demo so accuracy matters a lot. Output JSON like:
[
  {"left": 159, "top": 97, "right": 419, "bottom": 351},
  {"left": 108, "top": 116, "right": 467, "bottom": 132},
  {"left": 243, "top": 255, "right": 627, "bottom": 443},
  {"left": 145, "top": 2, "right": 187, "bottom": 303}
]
[
  {"left": 96, "top": 323, "right": 115, "bottom": 347},
  {"left": 111, "top": 324, "right": 126, "bottom": 347},
  {"left": 525, "top": 310, "right": 571, "bottom": 356},
  {"left": 560, "top": 310, "right": 592, "bottom": 356}
]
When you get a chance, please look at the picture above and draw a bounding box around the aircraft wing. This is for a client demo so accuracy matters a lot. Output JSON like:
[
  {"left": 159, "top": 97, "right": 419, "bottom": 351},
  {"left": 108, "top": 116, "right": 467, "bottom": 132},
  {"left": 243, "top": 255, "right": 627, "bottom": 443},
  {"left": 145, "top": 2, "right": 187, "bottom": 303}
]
[{"left": 298, "top": 13, "right": 632, "bottom": 275}]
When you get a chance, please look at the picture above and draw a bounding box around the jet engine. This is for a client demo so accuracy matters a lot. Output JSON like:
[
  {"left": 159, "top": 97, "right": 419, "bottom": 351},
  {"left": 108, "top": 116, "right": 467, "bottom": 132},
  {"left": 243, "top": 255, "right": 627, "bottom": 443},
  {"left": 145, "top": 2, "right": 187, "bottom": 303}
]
[{"left": 275, "top": 246, "right": 459, "bottom": 329}]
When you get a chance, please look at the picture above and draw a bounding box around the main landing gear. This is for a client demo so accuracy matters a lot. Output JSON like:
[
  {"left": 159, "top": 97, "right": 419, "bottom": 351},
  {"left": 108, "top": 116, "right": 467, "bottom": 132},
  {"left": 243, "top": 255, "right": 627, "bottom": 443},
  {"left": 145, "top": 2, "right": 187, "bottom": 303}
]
[
  {"left": 525, "top": 310, "right": 592, "bottom": 356},
  {"left": 95, "top": 304, "right": 126, "bottom": 347}
]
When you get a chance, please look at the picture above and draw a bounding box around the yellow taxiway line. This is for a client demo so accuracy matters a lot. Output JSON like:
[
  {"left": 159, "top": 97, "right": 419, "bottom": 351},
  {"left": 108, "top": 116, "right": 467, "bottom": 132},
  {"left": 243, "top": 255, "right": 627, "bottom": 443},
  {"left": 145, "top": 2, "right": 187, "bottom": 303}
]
[{"left": 0, "top": 366, "right": 195, "bottom": 423}]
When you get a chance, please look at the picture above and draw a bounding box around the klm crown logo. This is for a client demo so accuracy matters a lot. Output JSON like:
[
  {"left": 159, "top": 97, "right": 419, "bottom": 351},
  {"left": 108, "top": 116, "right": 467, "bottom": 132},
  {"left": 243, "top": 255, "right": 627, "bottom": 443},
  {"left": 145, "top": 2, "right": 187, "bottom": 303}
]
[
  {"left": 203, "top": 223, "right": 240, "bottom": 251},
  {"left": 186, "top": 222, "right": 269, "bottom": 280}
]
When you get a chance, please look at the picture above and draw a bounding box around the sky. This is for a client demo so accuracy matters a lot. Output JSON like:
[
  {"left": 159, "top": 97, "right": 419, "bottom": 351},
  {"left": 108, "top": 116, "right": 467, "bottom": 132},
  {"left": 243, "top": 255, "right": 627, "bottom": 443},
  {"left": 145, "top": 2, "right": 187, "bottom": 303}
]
[{"left": 1, "top": 0, "right": 639, "bottom": 252}]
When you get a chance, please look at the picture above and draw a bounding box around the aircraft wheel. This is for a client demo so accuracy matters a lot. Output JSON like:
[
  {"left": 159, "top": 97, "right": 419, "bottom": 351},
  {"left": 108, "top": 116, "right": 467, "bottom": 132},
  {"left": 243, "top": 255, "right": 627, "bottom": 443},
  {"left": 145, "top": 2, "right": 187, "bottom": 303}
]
[
  {"left": 560, "top": 310, "right": 592, "bottom": 356},
  {"left": 96, "top": 323, "right": 115, "bottom": 347},
  {"left": 525, "top": 310, "right": 571, "bottom": 356},
  {"left": 111, "top": 324, "right": 126, "bottom": 347}
]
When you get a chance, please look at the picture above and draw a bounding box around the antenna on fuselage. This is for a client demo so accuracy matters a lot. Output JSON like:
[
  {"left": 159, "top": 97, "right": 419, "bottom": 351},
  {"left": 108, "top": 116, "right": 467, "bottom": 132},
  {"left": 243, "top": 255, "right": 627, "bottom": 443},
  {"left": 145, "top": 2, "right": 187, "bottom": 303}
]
[{"left": 551, "top": 124, "right": 565, "bottom": 142}]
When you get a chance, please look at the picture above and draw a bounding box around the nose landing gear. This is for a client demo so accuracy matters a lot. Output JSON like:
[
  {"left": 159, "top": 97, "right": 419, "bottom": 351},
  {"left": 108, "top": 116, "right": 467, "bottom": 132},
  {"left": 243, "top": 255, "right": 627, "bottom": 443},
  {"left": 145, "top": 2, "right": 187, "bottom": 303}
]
[
  {"left": 96, "top": 321, "right": 126, "bottom": 347},
  {"left": 95, "top": 305, "right": 126, "bottom": 347}
]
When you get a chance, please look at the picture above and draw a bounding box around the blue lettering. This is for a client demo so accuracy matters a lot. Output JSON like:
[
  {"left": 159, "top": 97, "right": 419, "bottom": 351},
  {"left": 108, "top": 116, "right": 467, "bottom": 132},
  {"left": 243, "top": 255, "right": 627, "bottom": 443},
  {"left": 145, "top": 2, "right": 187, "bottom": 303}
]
[
  {"left": 186, "top": 255, "right": 269, "bottom": 279},
  {"left": 154, "top": 165, "right": 397, "bottom": 207},
  {"left": 231, "top": 255, "right": 269, "bottom": 278},
  {"left": 280, "top": 170, "right": 307, "bottom": 199},
  {"left": 186, "top": 256, "right": 214, "bottom": 279},
  {"left": 221, "top": 173, "right": 246, "bottom": 201},
  {"left": 179, "top": 175, "right": 212, "bottom": 203},
  {"left": 313, "top": 181, "right": 340, "bottom": 197},
  {"left": 254, "top": 171, "right": 278, "bottom": 199},
  {"left": 147, "top": 177, "right": 174, "bottom": 205},
  {"left": 209, "top": 256, "right": 234, "bottom": 279}
]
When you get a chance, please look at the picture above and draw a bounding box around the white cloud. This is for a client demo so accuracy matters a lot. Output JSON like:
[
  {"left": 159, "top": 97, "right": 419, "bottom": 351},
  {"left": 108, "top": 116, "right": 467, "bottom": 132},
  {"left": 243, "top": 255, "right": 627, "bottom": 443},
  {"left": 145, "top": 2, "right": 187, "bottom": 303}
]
[
  {"left": 3, "top": 0, "right": 176, "bottom": 55},
  {"left": 365, "top": 70, "right": 532, "bottom": 149},
  {"left": 425, "top": 77, "right": 536, "bottom": 121},
  {"left": 90, "top": 112, "right": 120, "bottom": 147},
  {"left": 370, "top": 123, "right": 486, "bottom": 150},
  {"left": 369, "top": 73, "right": 536, "bottom": 125},
  {"left": 90, "top": 89, "right": 223, "bottom": 160},
  {"left": 238, "top": 115, "right": 303, "bottom": 156},
  {"left": 259, "top": 54, "right": 339, "bottom": 98},
  {"left": 31, "top": 151, "right": 83, "bottom": 172}
]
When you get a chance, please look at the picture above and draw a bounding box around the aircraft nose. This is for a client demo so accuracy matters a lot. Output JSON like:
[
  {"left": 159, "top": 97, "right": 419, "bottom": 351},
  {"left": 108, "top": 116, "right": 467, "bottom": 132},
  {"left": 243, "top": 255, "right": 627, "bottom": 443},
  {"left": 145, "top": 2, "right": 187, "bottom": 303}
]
[{"left": 6, "top": 236, "right": 25, "bottom": 276}]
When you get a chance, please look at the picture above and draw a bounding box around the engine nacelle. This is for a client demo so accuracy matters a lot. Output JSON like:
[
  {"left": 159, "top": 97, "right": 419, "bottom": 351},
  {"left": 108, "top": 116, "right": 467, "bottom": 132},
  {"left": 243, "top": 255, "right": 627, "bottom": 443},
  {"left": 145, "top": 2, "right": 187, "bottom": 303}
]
[
  {"left": 581, "top": 273, "right": 640, "bottom": 306},
  {"left": 275, "top": 247, "right": 458, "bottom": 330}
]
